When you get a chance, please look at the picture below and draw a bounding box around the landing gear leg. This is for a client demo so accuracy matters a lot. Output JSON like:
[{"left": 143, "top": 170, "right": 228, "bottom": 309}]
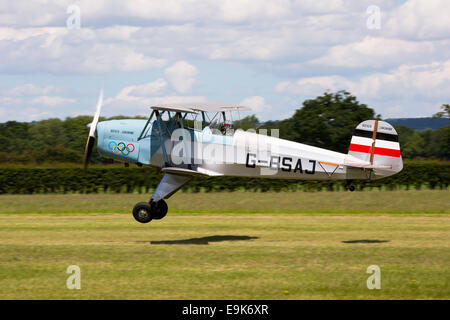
[{"left": 132, "top": 173, "right": 190, "bottom": 223}]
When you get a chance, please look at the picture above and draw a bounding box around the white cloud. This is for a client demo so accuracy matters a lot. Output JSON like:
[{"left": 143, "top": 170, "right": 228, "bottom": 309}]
[
  {"left": 0, "top": 106, "right": 56, "bottom": 122},
  {"left": 0, "top": 26, "right": 166, "bottom": 74},
  {"left": 385, "top": 0, "right": 450, "bottom": 40},
  {"left": 218, "top": 0, "right": 292, "bottom": 22},
  {"left": 0, "top": 82, "right": 77, "bottom": 121},
  {"left": 0, "top": 96, "right": 23, "bottom": 107},
  {"left": 276, "top": 59, "right": 450, "bottom": 117},
  {"left": 0, "top": 2, "right": 400, "bottom": 74},
  {"left": 164, "top": 61, "right": 198, "bottom": 93},
  {"left": 4, "top": 84, "right": 60, "bottom": 96},
  {"left": 240, "top": 96, "right": 271, "bottom": 112},
  {"left": 76, "top": 44, "right": 167, "bottom": 73},
  {"left": 104, "top": 77, "right": 205, "bottom": 115},
  {"left": 104, "top": 94, "right": 207, "bottom": 116},
  {"left": 310, "top": 36, "right": 438, "bottom": 68},
  {"left": 0, "top": 84, "right": 76, "bottom": 121},
  {"left": 277, "top": 59, "right": 450, "bottom": 100},
  {"left": 121, "top": 78, "right": 168, "bottom": 97},
  {"left": 0, "top": 0, "right": 373, "bottom": 27},
  {"left": 31, "top": 95, "right": 76, "bottom": 107},
  {"left": 359, "top": 60, "right": 450, "bottom": 100},
  {"left": 4, "top": 1, "right": 446, "bottom": 76},
  {"left": 1, "top": 0, "right": 449, "bottom": 121},
  {"left": 276, "top": 75, "right": 352, "bottom": 96}
]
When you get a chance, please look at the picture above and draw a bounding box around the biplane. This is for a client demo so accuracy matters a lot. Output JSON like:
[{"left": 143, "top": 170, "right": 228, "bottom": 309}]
[{"left": 84, "top": 90, "right": 403, "bottom": 223}]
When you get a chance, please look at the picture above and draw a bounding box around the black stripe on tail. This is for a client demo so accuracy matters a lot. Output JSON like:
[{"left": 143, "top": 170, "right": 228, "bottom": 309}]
[{"left": 353, "top": 129, "right": 399, "bottom": 142}]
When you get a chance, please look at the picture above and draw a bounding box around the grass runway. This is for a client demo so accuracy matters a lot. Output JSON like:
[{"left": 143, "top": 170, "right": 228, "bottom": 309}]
[{"left": 0, "top": 190, "right": 449, "bottom": 299}]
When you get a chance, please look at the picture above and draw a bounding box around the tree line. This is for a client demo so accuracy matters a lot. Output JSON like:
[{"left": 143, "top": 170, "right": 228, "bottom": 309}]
[
  {"left": 0, "top": 91, "right": 448, "bottom": 164},
  {"left": 0, "top": 160, "right": 448, "bottom": 194}
]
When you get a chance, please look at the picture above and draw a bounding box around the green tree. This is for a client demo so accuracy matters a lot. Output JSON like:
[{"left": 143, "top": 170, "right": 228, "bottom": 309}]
[
  {"left": 33, "top": 145, "right": 82, "bottom": 163},
  {"left": 435, "top": 126, "right": 450, "bottom": 159},
  {"left": 27, "top": 118, "right": 68, "bottom": 150},
  {"left": 0, "top": 121, "right": 33, "bottom": 154},
  {"left": 233, "top": 115, "right": 260, "bottom": 130},
  {"left": 402, "top": 130, "right": 426, "bottom": 159},
  {"left": 279, "top": 91, "right": 379, "bottom": 153},
  {"left": 433, "top": 104, "right": 450, "bottom": 118}
]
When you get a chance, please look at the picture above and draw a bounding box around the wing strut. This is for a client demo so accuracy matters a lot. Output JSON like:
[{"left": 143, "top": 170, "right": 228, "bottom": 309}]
[{"left": 155, "top": 110, "right": 170, "bottom": 166}]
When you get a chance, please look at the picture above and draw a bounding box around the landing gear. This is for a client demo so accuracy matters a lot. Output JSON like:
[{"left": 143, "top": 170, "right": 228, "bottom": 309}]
[
  {"left": 132, "top": 172, "right": 190, "bottom": 224},
  {"left": 132, "top": 199, "right": 168, "bottom": 223},
  {"left": 133, "top": 202, "right": 152, "bottom": 223},
  {"left": 150, "top": 199, "right": 168, "bottom": 220},
  {"left": 345, "top": 180, "right": 356, "bottom": 192}
]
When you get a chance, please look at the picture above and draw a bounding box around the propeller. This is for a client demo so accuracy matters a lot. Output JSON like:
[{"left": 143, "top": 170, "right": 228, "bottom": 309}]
[{"left": 83, "top": 88, "right": 103, "bottom": 172}]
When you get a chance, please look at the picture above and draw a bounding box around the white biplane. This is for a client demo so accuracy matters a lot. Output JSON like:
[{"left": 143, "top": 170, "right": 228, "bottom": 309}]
[{"left": 84, "top": 91, "right": 402, "bottom": 223}]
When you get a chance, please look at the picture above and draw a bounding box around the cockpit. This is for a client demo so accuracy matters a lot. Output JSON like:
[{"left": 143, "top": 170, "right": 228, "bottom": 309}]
[{"left": 138, "top": 102, "right": 250, "bottom": 140}]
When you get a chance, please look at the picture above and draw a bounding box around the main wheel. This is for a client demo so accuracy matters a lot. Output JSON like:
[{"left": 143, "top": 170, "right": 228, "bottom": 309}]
[
  {"left": 133, "top": 202, "right": 153, "bottom": 223},
  {"left": 150, "top": 199, "right": 168, "bottom": 220}
]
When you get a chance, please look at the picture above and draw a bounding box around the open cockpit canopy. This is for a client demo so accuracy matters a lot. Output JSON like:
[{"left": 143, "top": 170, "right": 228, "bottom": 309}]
[{"left": 139, "top": 102, "right": 251, "bottom": 139}]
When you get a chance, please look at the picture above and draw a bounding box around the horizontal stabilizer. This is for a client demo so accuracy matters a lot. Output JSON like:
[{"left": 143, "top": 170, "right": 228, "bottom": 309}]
[{"left": 344, "top": 162, "right": 392, "bottom": 169}]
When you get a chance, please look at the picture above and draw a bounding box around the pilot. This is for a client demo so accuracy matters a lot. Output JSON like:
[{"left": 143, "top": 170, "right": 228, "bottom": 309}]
[{"left": 222, "top": 120, "right": 234, "bottom": 135}]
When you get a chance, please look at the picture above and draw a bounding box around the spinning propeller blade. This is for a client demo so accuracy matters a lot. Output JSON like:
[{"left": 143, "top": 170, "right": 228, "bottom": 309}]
[{"left": 83, "top": 89, "right": 103, "bottom": 172}]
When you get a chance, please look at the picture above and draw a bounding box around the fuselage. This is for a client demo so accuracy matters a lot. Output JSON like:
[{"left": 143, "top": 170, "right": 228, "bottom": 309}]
[{"left": 95, "top": 118, "right": 395, "bottom": 180}]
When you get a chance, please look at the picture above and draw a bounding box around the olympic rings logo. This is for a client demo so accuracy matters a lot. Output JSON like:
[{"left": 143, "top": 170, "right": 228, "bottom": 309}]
[{"left": 108, "top": 141, "right": 135, "bottom": 156}]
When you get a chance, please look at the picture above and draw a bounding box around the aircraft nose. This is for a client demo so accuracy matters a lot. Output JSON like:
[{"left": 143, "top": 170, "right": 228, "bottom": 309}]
[{"left": 95, "top": 121, "right": 107, "bottom": 144}]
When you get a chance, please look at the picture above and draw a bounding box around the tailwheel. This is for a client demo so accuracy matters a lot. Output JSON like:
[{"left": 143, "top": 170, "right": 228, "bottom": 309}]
[
  {"left": 150, "top": 199, "right": 168, "bottom": 220},
  {"left": 133, "top": 202, "right": 153, "bottom": 223},
  {"left": 345, "top": 180, "right": 356, "bottom": 192}
]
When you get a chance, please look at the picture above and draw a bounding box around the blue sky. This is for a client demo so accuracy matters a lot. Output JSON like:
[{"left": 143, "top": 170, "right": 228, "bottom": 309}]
[{"left": 0, "top": 0, "right": 449, "bottom": 122}]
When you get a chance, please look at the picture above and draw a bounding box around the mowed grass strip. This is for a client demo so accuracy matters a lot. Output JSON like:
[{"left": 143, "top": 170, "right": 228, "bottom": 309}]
[
  {"left": 0, "top": 190, "right": 449, "bottom": 214},
  {"left": 0, "top": 212, "right": 449, "bottom": 300},
  {"left": 0, "top": 191, "right": 449, "bottom": 299}
]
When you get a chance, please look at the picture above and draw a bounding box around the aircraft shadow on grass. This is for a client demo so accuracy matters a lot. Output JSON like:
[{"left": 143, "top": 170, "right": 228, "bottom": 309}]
[
  {"left": 342, "top": 239, "right": 390, "bottom": 244},
  {"left": 149, "top": 235, "right": 259, "bottom": 245}
]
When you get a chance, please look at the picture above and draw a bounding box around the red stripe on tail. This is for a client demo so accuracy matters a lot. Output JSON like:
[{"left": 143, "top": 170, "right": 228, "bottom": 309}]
[
  {"left": 349, "top": 144, "right": 371, "bottom": 153},
  {"left": 349, "top": 144, "right": 401, "bottom": 158}
]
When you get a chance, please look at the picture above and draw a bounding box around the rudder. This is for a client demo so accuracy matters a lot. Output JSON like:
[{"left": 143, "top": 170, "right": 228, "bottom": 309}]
[{"left": 348, "top": 120, "right": 403, "bottom": 178}]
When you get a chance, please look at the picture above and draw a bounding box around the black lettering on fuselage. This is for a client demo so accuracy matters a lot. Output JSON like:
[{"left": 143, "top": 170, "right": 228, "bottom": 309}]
[
  {"left": 293, "top": 159, "right": 303, "bottom": 173},
  {"left": 246, "top": 153, "right": 256, "bottom": 168},
  {"left": 281, "top": 157, "right": 292, "bottom": 172},
  {"left": 270, "top": 156, "right": 280, "bottom": 169},
  {"left": 305, "top": 160, "right": 316, "bottom": 174},
  {"left": 246, "top": 154, "right": 316, "bottom": 175}
]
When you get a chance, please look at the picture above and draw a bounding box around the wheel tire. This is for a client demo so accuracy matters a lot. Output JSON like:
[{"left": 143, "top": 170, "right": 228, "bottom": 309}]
[
  {"left": 348, "top": 185, "right": 356, "bottom": 192},
  {"left": 150, "top": 199, "right": 168, "bottom": 220},
  {"left": 133, "top": 202, "right": 153, "bottom": 223}
]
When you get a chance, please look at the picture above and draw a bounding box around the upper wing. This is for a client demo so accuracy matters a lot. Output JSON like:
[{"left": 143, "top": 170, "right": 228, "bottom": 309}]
[{"left": 151, "top": 102, "right": 252, "bottom": 113}]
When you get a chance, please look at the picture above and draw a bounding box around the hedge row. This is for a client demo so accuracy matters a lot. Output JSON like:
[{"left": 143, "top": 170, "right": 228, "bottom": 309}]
[{"left": 0, "top": 161, "right": 448, "bottom": 194}]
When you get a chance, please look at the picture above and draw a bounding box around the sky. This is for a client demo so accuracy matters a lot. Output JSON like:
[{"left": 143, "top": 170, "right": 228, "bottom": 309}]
[{"left": 0, "top": 0, "right": 449, "bottom": 122}]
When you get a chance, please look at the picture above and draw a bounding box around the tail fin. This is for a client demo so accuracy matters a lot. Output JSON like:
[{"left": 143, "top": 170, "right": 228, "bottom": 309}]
[{"left": 348, "top": 120, "right": 403, "bottom": 178}]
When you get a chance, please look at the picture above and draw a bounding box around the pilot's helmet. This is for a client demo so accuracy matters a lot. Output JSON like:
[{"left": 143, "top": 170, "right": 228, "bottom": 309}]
[{"left": 223, "top": 120, "right": 233, "bottom": 128}]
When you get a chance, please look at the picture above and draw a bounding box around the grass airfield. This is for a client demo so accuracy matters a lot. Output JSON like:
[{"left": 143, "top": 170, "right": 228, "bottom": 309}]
[{"left": 0, "top": 190, "right": 449, "bottom": 300}]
